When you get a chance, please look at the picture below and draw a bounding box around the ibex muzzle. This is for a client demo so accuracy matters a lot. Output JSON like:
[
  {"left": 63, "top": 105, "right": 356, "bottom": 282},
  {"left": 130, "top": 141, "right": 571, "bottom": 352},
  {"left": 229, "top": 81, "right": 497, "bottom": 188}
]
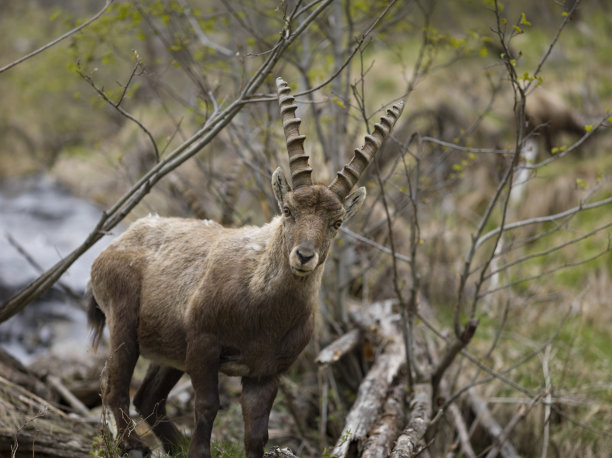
[{"left": 88, "top": 77, "right": 403, "bottom": 458}]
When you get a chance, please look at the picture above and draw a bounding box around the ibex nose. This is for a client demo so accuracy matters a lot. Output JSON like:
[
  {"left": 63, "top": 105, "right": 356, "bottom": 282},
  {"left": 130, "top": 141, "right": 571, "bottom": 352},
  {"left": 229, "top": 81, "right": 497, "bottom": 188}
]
[{"left": 296, "top": 248, "right": 315, "bottom": 265}]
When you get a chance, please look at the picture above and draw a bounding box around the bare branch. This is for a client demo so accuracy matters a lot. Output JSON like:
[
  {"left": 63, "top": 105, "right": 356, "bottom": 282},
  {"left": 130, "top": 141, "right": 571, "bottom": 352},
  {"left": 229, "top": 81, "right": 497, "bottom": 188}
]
[
  {"left": 475, "top": 195, "right": 612, "bottom": 250},
  {"left": 526, "top": 0, "right": 583, "bottom": 91},
  {"left": 77, "top": 60, "right": 161, "bottom": 163},
  {"left": 293, "top": 0, "right": 401, "bottom": 100},
  {"left": 484, "top": 391, "right": 542, "bottom": 458},
  {"left": 469, "top": 388, "right": 519, "bottom": 458},
  {"left": 540, "top": 344, "right": 552, "bottom": 458},
  {"left": 177, "top": 0, "right": 233, "bottom": 56},
  {"left": 449, "top": 403, "right": 477, "bottom": 458},
  {"left": 0, "top": 0, "right": 113, "bottom": 74}
]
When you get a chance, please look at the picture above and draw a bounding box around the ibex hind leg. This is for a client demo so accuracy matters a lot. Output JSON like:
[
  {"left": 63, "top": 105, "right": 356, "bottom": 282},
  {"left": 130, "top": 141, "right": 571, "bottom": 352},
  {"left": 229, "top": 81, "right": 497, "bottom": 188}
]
[
  {"left": 103, "top": 301, "right": 150, "bottom": 455},
  {"left": 134, "top": 363, "right": 184, "bottom": 454}
]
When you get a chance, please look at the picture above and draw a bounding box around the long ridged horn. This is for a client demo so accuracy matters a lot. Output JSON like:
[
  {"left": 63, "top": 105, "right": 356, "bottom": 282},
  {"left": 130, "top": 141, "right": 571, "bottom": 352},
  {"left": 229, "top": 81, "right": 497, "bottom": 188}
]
[
  {"left": 276, "top": 77, "right": 312, "bottom": 189},
  {"left": 328, "top": 101, "right": 404, "bottom": 199}
]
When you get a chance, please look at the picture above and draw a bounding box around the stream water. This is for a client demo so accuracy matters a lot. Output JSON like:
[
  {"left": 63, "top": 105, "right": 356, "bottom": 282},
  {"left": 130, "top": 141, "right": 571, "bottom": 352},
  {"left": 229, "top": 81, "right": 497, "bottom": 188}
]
[{"left": 0, "top": 176, "right": 116, "bottom": 364}]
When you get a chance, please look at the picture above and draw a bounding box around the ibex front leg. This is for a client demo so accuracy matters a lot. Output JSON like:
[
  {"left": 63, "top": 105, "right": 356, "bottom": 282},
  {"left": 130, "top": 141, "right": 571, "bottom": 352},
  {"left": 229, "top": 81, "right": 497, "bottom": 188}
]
[
  {"left": 241, "top": 376, "right": 279, "bottom": 458},
  {"left": 186, "top": 335, "right": 220, "bottom": 458}
]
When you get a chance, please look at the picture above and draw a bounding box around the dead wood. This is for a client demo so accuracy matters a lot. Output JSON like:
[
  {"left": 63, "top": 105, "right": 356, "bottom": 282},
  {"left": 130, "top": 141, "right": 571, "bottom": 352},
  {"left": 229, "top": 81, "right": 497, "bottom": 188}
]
[
  {"left": 348, "top": 299, "right": 399, "bottom": 340},
  {"left": 264, "top": 446, "right": 299, "bottom": 457},
  {"left": 315, "top": 329, "right": 362, "bottom": 366},
  {"left": 0, "top": 374, "right": 97, "bottom": 457},
  {"left": 46, "top": 374, "right": 91, "bottom": 418},
  {"left": 484, "top": 393, "right": 541, "bottom": 458},
  {"left": 360, "top": 383, "right": 406, "bottom": 458},
  {"left": 391, "top": 382, "right": 432, "bottom": 458},
  {"left": 330, "top": 336, "right": 405, "bottom": 458},
  {"left": 468, "top": 387, "right": 519, "bottom": 458},
  {"left": 448, "top": 403, "right": 477, "bottom": 458},
  {"left": 0, "top": 348, "right": 55, "bottom": 402},
  {"left": 29, "top": 351, "right": 106, "bottom": 408}
]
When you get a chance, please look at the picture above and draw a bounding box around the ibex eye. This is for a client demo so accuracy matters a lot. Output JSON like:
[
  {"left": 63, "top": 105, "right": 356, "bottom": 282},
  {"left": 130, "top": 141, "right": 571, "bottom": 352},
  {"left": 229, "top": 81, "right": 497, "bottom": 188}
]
[
  {"left": 333, "top": 220, "right": 342, "bottom": 230},
  {"left": 283, "top": 207, "right": 291, "bottom": 217}
]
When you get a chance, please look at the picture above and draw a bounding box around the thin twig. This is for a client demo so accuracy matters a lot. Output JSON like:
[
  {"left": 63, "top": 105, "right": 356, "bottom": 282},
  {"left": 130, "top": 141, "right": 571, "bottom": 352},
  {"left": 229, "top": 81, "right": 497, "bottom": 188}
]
[
  {"left": 177, "top": 0, "right": 233, "bottom": 56},
  {"left": 5, "top": 233, "right": 82, "bottom": 305},
  {"left": 526, "top": 0, "right": 582, "bottom": 91},
  {"left": 484, "top": 391, "right": 542, "bottom": 458},
  {"left": 482, "top": 220, "right": 612, "bottom": 281},
  {"left": 540, "top": 344, "right": 552, "bottom": 458},
  {"left": 448, "top": 403, "right": 477, "bottom": 458},
  {"left": 0, "top": 0, "right": 113, "bottom": 74},
  {"left": 77, "top": 60, "right": 161, "bottom": 162},
  {"left": 476, "top": 177, "right": 612, "bottom": 251}
]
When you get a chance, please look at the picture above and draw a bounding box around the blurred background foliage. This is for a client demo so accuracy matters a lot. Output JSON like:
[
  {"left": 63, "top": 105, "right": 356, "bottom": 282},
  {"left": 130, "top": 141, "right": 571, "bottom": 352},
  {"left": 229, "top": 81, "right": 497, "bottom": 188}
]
[{"left": 1, "top": 0, "right": 612, "bottom": 456}]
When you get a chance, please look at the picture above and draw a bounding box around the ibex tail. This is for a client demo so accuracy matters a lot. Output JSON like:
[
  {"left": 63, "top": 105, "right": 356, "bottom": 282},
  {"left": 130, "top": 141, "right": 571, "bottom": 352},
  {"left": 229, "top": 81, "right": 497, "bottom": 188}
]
[{"left": 86, "top": 286, "right": 106, "bottom": 351}]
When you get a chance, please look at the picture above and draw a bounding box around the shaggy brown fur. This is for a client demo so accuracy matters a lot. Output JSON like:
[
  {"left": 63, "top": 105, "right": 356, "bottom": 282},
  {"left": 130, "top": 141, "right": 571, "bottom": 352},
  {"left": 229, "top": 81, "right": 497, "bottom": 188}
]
[{"left": 525, "top": 88, "right": 585, "bottom": 154}]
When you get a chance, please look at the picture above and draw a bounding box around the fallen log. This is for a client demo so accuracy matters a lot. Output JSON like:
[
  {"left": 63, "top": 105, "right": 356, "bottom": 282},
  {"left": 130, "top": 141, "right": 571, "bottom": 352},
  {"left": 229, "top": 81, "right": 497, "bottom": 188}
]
[
  {"left": 29, "top": 351, "right": 106, "bottom": 409},
  {"left": 330, "top": 337, "right": 405, "bottom": 458},
  {"left": 391, "top": 382, "right": 432, "bottom": 458},
  {"left": 0, "top": 348, "right": 55, "bottom": 402},
  {"left": 0, "top": 374, "right": 97, "bottom": 457},
  {"left": 46, "top": 374, "right": 91, "bottom": 418},
  {"left": 360, "top": 383, "right": 406, "bottom": 458},
  {"left": 315, "top": 329, "right": 362, "bottom": 366},
  {"left": 264, "top": 446, "right": 299, "bottom": 457}
]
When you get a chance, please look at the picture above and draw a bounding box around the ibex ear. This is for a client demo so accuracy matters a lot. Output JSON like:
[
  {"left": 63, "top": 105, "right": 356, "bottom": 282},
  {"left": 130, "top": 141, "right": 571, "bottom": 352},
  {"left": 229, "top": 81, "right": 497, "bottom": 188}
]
[
  {"left": 343, "top": 187, "right": 366, "bottom": 222},
  {"left": 272, "top": 167, "right": 291, "bottom": 211}
]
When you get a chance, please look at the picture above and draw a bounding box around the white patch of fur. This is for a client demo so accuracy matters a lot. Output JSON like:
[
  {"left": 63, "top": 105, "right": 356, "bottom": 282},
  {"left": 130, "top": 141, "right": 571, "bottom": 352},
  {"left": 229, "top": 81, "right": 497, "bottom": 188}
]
[
  {"left": 246, "top": 242, "right": 263, "bottom": 252},
  {"left": 104, "top": 410, "right": 118, "bottom": 439}
]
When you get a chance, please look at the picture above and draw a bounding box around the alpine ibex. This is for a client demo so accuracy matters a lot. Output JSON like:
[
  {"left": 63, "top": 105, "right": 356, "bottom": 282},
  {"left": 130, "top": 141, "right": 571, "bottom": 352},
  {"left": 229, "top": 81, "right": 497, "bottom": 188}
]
[
  {"left": 88, "top": 77, "right": 403, "bottom": 458},
  {"left": 525, "top": 88, "right": 585, "bottom": 154}
]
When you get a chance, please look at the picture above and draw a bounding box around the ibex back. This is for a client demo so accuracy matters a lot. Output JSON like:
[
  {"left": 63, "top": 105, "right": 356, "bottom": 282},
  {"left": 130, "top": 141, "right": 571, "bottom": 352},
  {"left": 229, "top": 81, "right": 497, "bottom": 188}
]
[{"left": 88, "top": 78, "right": 403, "bottom": 458}]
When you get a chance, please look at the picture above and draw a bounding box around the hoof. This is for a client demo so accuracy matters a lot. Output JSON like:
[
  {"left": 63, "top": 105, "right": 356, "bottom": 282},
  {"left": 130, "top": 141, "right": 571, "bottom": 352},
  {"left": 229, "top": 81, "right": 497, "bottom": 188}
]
[
  {"left": 125, "top": 447, "right": 151, "bottom": 458},
  {"left": 120, "top": 439, "right": 151, "bottom": 458}
]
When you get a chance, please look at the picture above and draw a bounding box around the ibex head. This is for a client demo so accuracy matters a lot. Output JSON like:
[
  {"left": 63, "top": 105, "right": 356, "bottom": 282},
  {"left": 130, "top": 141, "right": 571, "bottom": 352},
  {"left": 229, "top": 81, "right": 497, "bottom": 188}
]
[{"left": 273, "top": 77, "right": 404, "bottom": 277}]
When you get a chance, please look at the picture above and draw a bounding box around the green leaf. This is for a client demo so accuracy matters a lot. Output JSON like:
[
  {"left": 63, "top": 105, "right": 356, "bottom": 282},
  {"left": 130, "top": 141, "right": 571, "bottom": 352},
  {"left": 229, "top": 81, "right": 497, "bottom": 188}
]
[
  {"left": 585, "top": 125, "right": 594, "bottom": 132},
  {"left": 332, "top": 96, "right": 345, "bottom": 109},
  {"left": 520, "top": 12, "right": 531, "bottom": 26}
]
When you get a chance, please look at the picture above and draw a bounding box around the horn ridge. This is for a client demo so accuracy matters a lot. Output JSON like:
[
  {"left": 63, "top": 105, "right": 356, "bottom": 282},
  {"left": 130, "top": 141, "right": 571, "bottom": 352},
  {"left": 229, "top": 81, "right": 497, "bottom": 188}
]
[
  {"left": 289, "top": 153, "right": 310, "bottom": 164},
  {"left": 329, "top": 101, "right": 404, "bottom": 199},
  {"left": 276, "top": 77, "right": 312, "bottom": 189}
]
